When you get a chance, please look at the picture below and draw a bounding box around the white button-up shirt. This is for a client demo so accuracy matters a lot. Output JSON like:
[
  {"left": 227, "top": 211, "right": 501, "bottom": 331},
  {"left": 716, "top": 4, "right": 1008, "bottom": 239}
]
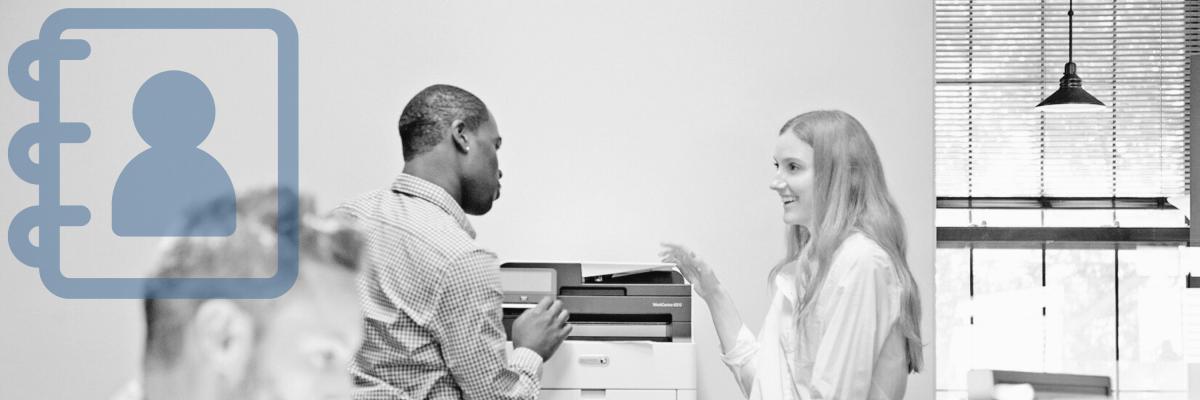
[{"left": 721, "top": 233, "right": 910, "bottom": 400}]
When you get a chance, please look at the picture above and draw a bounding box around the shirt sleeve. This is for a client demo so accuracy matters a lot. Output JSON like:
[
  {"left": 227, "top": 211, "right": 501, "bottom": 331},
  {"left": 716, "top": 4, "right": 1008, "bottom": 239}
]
[
  {"left": 802, "top": 249, "right": 902, "bottom": 400},
  {"left": 432, "top": 249, "right": 543, "bottom": 400},
  {"left": 720, "top": 325, "right": 761, "bottom": 398},
  {"left": 351, "top": 375, "right": 414, "bottom": 400}
]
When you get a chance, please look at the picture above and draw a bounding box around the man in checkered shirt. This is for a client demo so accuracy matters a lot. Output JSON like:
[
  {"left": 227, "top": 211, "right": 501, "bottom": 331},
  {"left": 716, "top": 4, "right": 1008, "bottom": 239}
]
[{"left": 338, "top": 84, "right": 571, "bottom": 400}]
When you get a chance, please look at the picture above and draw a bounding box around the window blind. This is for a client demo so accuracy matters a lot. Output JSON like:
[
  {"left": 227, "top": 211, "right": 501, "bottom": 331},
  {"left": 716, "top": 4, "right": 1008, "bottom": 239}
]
[{"left": 935, "top": 0, "right": 1196, "bottom": 199}]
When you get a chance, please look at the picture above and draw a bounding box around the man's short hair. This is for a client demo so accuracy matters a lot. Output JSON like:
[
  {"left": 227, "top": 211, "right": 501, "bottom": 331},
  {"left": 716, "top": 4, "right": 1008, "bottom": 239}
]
[
  {"left": 142, "top": 187, "right": 363, "bottom": 367},
  {"left": 398, "top": 84, "right": 490, "bottom": 161}
]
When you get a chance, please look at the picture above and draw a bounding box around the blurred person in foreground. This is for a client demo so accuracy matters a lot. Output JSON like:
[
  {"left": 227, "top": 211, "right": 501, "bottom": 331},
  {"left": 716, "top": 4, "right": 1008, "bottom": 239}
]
[{"left": 113, "top": 187, "right": 367, "bottom": 400}]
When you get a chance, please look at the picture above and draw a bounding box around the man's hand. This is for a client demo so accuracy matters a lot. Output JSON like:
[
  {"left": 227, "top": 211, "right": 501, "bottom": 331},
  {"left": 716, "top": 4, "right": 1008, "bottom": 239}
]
[{"left": 511, "top": 297, "right": 571, "bottom": 361}]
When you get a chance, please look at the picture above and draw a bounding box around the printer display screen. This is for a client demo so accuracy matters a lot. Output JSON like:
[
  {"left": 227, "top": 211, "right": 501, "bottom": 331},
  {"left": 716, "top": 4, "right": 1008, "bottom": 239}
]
[{"left": 501, "top": 269, "right": 555, "bottom": 294}]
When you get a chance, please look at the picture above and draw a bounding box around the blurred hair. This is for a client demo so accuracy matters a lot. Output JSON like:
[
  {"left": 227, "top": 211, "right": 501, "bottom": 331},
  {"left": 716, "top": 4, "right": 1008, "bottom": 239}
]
[{"left": 142, "top": 186, "right": 364, "bottom": 367}]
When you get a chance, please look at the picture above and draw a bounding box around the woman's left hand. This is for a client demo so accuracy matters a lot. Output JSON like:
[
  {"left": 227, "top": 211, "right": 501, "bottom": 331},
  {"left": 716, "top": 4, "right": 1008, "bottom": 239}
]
[{"left": 659, "top": 243, "right": 722, "bottom": 299}]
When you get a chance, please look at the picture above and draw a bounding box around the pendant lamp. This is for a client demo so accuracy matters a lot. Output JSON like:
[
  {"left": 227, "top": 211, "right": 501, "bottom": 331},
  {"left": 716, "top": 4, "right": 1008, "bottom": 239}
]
[{"left": 1036, "top": 0, "right": 1107, "bottom": 112}]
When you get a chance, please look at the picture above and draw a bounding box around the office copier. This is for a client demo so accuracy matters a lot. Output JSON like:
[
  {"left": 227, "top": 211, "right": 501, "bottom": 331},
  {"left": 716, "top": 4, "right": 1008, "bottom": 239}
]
[{"left": 501, "top": 262, "right": 697, "bottom": 400}]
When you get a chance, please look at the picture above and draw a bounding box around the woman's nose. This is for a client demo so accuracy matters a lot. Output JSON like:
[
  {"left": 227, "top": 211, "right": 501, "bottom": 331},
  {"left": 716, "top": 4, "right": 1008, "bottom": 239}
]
[{"left": 768, "top": 177, "right": 786, "bottom": 192}]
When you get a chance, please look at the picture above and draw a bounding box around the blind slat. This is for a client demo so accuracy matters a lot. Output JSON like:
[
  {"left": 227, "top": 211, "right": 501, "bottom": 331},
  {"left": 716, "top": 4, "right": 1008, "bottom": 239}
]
[{"left": 936, "top": 0, "right": 1195, "bottom": 198}]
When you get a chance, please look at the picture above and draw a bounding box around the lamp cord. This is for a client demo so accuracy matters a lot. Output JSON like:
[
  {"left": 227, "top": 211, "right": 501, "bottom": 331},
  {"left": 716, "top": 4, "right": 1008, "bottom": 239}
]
[{"left": 1068, "top": 0, "right": 1074, "bottom": 63}]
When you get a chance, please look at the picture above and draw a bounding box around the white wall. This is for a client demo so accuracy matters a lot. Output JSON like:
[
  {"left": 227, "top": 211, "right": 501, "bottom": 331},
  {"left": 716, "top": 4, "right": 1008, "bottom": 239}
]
[{"left": 0, "top": 1, "right": 934, "bottom": 398}]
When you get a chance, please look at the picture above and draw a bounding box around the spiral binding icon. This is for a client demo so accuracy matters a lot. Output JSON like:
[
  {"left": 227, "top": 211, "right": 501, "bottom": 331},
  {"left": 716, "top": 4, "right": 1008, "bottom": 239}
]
[{"left": 7, "top": 8, "right": 300, "bottom": 299}]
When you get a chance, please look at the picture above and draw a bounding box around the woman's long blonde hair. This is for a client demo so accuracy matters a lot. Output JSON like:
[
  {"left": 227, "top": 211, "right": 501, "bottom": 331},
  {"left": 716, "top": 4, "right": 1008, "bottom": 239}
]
[{"left": 768, "top": 110, "right": 924, "bottom": 373}]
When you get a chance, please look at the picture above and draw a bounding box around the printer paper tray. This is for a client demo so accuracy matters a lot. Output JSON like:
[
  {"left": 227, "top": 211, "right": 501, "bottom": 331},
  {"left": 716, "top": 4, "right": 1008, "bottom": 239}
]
[
  {"left": 507, "top": 341, "right": 697, "bottom": 390},
  {"left": 569, "top": 323, "right": 670, "bottom": 340}
]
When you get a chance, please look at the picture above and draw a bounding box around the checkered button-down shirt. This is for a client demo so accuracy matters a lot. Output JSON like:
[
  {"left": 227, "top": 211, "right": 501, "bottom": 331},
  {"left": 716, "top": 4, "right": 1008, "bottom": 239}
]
[{"left": 338, "top": 174, "right": 543, "bottom": 400}]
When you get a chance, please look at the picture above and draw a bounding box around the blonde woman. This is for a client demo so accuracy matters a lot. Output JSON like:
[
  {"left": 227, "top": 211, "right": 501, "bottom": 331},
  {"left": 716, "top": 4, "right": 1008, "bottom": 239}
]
[{"left": 661, "top": 110, "right": 923, "bottom": 400}]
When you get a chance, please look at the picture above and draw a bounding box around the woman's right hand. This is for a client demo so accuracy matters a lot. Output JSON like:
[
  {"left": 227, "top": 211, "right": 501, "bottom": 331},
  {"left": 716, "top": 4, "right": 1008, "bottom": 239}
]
[{"left": 659, "top": 243, "right": 722, "bottom": 299}]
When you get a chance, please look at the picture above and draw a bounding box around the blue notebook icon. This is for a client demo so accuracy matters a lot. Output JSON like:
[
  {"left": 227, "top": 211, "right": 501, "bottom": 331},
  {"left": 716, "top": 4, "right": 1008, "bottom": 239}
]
[{"left": 7, "top": 8, "right": 299, "bottom": 299}]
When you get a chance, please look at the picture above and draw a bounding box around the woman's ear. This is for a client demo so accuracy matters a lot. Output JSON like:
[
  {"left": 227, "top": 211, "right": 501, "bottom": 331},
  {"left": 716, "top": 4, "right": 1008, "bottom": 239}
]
[
  {"left": 450, "top": 120, "right": 471, "bottom": 152},
  {"left": 192, "top": 299, "right": 255, "bottom": 384}
]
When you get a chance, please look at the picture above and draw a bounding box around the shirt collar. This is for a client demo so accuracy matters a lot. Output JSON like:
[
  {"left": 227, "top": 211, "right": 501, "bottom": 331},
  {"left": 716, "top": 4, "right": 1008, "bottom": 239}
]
[{"left": 391, "top": 173, "right": 476, "bottom": 238}]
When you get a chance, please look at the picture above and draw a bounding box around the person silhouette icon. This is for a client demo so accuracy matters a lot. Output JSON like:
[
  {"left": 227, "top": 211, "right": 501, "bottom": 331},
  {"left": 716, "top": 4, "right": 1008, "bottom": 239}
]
[{"left": 112, "top": 70, "right": 236, "bottom": 237}]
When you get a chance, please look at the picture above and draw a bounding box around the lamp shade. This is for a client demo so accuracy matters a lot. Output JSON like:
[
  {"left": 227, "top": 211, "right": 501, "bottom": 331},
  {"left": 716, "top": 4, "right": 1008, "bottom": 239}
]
[{"left": 1036, "top": 62, "right": 1106, "bottom": 112}]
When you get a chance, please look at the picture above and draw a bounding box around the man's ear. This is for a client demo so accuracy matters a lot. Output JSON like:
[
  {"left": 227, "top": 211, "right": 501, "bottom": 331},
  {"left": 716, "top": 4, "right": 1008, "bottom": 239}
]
[
  {"left": 192, "top": 299, "right": 255, "bottom": 384},
  {"left": 449, "top": 120, "right": 471, "bottom": 153}
]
